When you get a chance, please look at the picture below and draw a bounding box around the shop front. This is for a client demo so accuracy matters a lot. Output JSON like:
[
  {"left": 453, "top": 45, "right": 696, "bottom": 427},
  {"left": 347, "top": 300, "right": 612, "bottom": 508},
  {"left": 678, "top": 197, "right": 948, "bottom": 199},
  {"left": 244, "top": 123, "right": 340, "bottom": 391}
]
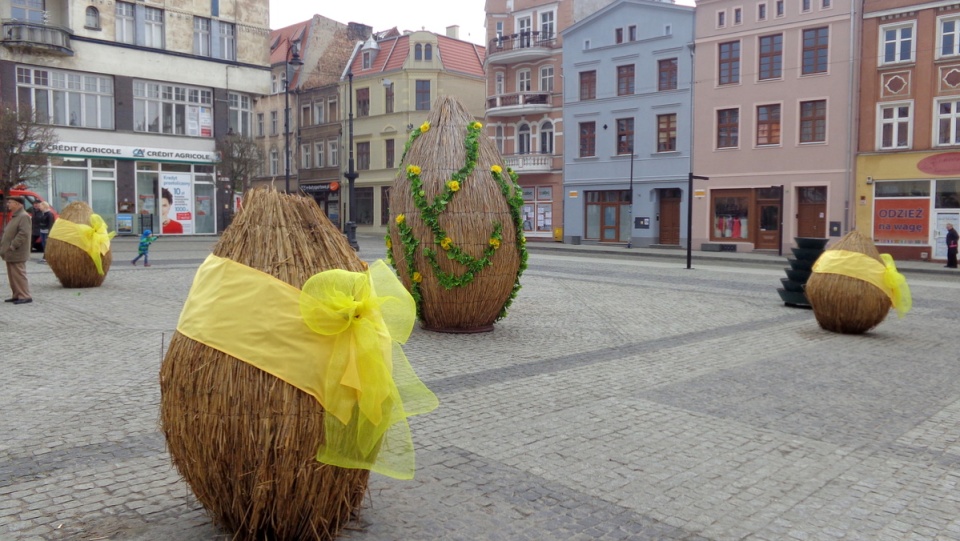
[{"left": 300, "top": 182, "right": 341, "bottom": 229}]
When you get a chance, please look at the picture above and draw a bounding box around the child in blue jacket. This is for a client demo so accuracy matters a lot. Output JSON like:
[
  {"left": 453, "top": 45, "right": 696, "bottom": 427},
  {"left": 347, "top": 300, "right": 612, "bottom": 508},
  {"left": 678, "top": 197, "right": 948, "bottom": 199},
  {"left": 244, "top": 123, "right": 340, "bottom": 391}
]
[{"left": 131, "top": 230, "right": 159, "bottom": 267}]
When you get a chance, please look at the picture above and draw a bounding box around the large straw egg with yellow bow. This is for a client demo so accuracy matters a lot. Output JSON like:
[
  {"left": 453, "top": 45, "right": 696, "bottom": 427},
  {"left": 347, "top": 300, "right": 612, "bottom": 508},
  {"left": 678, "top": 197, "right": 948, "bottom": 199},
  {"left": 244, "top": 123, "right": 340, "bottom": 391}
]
[
  {"left": 805, "top": 230, "right": 912, "bottom": 334},
  {"left": 388, "top": 95, "right": 527, "bottom": 333},
  {"left": 46, "top": 201, "right": 115, "bottom": 288},
  {"left": 160, "top": 188, "right": 436, "bottom": 540}
]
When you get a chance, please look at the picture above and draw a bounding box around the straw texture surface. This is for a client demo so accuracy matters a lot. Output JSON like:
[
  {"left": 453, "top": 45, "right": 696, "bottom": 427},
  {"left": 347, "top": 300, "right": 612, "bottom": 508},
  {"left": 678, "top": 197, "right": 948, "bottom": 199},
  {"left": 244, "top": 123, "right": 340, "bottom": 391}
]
[
  {"left": 160, "top": 189, "right": 370, "bottom": 540},
  {"left": 805, "top": 230, "right": 892, "bottom": 334},
  {"left": 389, "top": 96, "right": 522, "bottom": 332},
  {"left": 45, "top": 201, "right": 112, "bottom": 288}
]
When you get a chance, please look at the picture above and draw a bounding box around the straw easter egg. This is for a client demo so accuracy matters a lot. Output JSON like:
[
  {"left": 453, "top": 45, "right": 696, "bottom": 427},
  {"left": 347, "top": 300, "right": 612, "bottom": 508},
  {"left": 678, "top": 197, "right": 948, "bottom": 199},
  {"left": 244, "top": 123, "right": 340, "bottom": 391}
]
[{"left": 45, "top": 201, "right": 113, "bottom": 288}]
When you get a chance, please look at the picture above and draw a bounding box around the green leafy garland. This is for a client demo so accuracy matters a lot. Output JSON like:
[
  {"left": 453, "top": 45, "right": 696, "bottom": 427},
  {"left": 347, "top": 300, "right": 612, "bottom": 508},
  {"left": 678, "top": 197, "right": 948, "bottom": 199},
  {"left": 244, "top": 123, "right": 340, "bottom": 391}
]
[{"left": 386, "top": 120, "right": 529, "bottom": 320}]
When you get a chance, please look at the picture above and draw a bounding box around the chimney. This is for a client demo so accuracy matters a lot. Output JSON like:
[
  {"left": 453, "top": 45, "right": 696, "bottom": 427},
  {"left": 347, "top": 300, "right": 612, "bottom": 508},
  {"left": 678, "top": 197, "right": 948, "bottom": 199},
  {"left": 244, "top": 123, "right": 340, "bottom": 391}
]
[
  {"left": 446, "top": 25, "right": 459, "bottom": 39},
  {"left": 347, "top": 22, "right": 373, "bottom": 40}
]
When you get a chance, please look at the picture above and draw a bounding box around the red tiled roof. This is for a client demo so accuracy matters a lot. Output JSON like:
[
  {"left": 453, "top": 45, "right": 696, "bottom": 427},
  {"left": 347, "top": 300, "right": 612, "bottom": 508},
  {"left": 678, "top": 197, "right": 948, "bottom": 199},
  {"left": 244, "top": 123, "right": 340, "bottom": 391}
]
[
  {"left": 347, "top": 33, "right": 486, "bottom": 78},
  {"left": 270, "top": 20, "right": 312, "bottom": 86}
]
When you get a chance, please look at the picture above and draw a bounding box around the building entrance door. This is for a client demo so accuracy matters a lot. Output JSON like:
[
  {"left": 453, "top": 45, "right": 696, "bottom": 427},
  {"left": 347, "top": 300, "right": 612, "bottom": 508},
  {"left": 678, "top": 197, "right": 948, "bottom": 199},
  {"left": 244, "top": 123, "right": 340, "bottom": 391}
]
[
  {"left": 797, "top": 186, "right": 827, "bottom": 238},
  {"left": 658, "top": 188, "right": 681, "bottom": 245},
  {"left": 754, "top": 187, "right": 782, "bottom": 250},
  {"left": 934, "top": 212, "right": 960, "bottom": 260},
  {"left": 601, "top": 203, "right": 621, "bottom": 242}
]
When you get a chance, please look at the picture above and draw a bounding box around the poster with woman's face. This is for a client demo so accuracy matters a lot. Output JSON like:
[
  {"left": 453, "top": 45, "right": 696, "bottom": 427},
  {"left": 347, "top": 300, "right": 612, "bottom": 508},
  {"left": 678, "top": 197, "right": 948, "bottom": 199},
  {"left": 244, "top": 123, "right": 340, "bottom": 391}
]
[{"left": 159, "top": 174, "right": 193, "bottom": 235}]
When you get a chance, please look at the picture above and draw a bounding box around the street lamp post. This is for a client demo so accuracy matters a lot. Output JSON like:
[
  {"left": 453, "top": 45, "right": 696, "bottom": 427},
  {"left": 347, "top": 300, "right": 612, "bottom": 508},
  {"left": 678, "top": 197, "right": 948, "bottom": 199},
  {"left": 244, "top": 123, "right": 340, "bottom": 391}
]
[
  {"left": 627, "top": 152, "right": 635, "bottom": 249},
  {"left": 283, "top": 47, "right": 303, "bottom": 193},
  {"left": 343, "top": 71, "right": 359, "bottom": 250},
  {"left": 686, "top": 172, "right": 710, "bottom": 269}
]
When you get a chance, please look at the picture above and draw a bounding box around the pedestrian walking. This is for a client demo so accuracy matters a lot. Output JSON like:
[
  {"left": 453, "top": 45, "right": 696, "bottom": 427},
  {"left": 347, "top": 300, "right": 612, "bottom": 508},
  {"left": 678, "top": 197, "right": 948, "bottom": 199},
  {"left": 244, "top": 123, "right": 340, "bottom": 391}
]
[
  {"left": 946, "top": 223, "right": 958, "bottom": 269},
  {"left": 35, "top": 201, "right": 55, "bottom": 263},
  {"left": 1, "top": 196, "right": 33, "bottom": 304},
  {"left": 131, "top": 230, "right": 159, "bottom": 267}
]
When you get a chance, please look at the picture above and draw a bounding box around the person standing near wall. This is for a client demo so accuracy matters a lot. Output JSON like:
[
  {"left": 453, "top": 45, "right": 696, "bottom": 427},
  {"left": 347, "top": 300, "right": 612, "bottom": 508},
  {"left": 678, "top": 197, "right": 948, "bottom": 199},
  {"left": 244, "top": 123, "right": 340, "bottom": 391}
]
[
  {"left": 1, "top": 196, "right": 33, "bottom": 304},
  {"left": 946, "top": 223, "right": 958, "bottom": 269}
]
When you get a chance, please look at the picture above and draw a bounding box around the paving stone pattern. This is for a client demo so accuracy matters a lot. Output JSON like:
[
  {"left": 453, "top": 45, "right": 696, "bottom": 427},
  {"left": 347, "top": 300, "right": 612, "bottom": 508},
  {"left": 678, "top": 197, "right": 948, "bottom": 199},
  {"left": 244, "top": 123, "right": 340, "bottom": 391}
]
[{"left": 1, "top": 237, "right": 959, "bottom": 540}]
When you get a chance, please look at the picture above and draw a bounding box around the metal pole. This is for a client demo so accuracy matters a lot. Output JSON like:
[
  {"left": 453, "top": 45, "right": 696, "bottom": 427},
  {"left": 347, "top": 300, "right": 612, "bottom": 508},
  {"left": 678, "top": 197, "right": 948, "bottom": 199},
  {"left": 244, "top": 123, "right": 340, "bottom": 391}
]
[
  {"left": 284, "top": 64, "right": 290, "bottom": 194},
  {"left": 343, "top": 71, "right": 359, "bottom": 250},
  {"left": 686, "top": 173, "right": 710, "bottom": 269},
  {"left": 627, "top": 153, "right": 634, "bottom": 249},
  {"left": 778, "top": 184, "right": 784, "bottom": 257}
]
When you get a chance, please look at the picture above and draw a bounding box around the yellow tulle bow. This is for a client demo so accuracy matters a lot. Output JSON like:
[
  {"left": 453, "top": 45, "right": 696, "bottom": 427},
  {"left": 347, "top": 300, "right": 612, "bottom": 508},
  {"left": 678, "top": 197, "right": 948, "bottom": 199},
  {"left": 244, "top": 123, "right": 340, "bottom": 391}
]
[
  {"left": 48, "top": 214, "right": 117, "bottom": 275},
  {"left": 176, "top": 256, "right": 438, "bottom": 479},
  {"left": 812, "top": 250, "right": 912, "bottom": 318}
]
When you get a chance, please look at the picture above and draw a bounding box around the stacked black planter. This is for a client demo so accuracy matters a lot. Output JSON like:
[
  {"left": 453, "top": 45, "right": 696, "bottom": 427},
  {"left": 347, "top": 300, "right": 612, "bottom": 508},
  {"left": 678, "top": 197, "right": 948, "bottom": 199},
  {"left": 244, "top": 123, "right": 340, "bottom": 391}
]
[{"left": 778, "top": 237, "right": 829, "bottom": 307}]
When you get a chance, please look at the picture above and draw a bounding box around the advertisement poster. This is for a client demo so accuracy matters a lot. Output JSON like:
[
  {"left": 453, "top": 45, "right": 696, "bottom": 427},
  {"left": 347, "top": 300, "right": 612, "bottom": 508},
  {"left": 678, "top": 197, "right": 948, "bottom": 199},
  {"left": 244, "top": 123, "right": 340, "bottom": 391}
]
[
  {"left": 160, "top": 173, "right": 194, "bottom": 235},
  {"left": 117, "top": 214, "right": 133, "bottom": 234},
  {"left": 873, "top": 198, "right": 930, "bottom": 245}
]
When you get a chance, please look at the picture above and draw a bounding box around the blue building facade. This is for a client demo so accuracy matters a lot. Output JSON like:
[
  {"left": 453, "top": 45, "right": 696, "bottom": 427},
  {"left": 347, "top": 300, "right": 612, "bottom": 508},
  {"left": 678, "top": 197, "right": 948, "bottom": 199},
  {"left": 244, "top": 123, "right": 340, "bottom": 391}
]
[{"left": 561, "top": 0, "right": 694, "bottom": 246}]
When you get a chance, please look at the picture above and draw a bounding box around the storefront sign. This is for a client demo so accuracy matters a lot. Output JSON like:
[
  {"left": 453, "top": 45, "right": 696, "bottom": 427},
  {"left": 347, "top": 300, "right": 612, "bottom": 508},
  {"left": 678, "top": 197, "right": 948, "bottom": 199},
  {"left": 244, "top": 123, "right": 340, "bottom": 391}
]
[
  {"left": 300, "top": 183, "right": 340, "bottom": 194},
  {"left": 160, "top": 174, "right": 194, "bottom": 235},
  {"left": 917, "top": 153, "right": 960, "bottom": 175},
  {"left": 568, "top": 191, "right": 579, "bottom": 198},
  {"left": 51, "top": 142, "right": 217, "bottom": 163},
  {"left": 694, "top": 189, "right": 706, "bottom": 198},
  {"left": 873, "top": 198, "right": 930, "bottom": 245}
]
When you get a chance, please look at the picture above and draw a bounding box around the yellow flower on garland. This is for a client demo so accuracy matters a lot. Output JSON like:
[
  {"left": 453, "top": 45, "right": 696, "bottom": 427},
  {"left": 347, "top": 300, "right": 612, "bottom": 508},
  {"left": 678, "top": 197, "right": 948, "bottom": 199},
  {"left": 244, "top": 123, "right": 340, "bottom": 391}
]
[
  {"left": 406, "top": 165, "right": 421, "bottom": 176},
  {"left": 489, "top": 238, "right": 501, "bottom": 250},
  {"left": 440, "top": 237, "right": 453, "bottom": 250},
  {"left": 472, "top": 121, "right": 483, "bottom": 130},
  {"left": 447, "top": 180, "right": 460, "bottom": 192},
  {"left": 491, "top": 165, "right": 503, "bottom": 174},
  {"left": 385, "top": 237, "right": 392, "bottom": 249},
  {"left": 396, "top": 214, "right": 405, "bottom": 225},
  {"left": 420, "top": 122, "right": 430, "bottom": 133},
  {"left": 412, "top": 272, "right": 423, "bottom": 283}
]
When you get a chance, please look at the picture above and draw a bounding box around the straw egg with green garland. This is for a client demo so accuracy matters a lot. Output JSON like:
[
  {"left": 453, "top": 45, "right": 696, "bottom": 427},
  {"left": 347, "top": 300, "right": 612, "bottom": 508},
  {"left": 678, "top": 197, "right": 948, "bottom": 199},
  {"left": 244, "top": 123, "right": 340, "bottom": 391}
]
[{"left": 387, "top": 95, "right": 527, "bottom": 333}]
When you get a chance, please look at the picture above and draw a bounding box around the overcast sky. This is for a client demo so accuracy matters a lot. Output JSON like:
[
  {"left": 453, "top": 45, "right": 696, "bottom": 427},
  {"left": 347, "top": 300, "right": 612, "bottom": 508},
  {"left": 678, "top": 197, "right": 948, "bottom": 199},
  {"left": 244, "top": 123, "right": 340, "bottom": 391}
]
[{"left": 270, "top": 0, "right": 489, "bottom": 44}]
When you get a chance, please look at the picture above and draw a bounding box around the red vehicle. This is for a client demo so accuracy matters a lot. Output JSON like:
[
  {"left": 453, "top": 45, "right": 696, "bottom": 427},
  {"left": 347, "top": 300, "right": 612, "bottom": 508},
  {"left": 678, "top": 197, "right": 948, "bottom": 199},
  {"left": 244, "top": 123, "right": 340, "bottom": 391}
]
[{"left": 1, "top": 186, "right": 58, "bottom": 252}]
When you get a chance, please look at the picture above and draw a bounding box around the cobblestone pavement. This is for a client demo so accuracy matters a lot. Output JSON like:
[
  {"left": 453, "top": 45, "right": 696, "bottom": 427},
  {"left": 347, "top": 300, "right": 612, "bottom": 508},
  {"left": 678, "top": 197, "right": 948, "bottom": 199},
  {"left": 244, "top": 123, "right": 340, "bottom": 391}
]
[{"left": 2, "top": 235, "right": 959, "bottom": 540}]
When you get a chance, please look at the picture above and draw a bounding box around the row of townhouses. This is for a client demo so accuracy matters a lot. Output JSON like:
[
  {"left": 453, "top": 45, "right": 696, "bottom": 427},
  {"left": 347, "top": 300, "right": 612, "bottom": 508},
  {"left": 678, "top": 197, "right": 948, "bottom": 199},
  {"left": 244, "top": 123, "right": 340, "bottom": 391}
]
[{"left": 3, "top": 0, "right": 958, "bottom": 262}]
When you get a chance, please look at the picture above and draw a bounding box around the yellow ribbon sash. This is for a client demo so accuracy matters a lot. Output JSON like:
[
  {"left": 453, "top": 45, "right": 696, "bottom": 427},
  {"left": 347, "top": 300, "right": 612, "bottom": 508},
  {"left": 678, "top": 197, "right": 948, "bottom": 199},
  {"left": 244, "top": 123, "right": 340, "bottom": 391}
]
[
  {"left": 176, "top": 255, "right": 438, "bottom": 479},
  {"left": 48, "top": 214, "right": 117, "bottom": 275},
  {"left": 812, "top": 250, "right": 912, "bottom": 318}
]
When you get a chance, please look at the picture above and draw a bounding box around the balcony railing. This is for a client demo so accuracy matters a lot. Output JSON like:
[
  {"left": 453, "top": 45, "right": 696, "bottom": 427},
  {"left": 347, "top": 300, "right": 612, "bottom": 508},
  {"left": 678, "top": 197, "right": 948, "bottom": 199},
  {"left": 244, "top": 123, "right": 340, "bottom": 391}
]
[
  {"left": 503, "top": 153, "right": 555, "bottom": 173},
  {"left": 2, "top": 20, "right": 73, "bottom": 55},
  {"left": 487, "top": 31, "right": 557, "bottom": 64},
  {"left": 486, "top": 92, "right": 553, "bottom": 115}
]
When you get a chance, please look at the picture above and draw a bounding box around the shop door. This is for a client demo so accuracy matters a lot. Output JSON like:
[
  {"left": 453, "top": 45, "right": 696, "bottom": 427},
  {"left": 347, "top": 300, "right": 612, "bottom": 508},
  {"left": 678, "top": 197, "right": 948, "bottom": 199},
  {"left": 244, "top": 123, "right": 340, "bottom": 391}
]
[
  {"left": 755, "top": 204, "right": 781, "bottom": 249},
  {"left": 797, "top": 186, "right": 827, "bottom": 238},
  {"left": 934, "top": 212, "right": 960, "bottom": 260},
  {"left": 658, "top": 189, "right": 681, "bottom": 245},
  {"left": 600, "top": 204, "right": 621, "bottom": 242}
]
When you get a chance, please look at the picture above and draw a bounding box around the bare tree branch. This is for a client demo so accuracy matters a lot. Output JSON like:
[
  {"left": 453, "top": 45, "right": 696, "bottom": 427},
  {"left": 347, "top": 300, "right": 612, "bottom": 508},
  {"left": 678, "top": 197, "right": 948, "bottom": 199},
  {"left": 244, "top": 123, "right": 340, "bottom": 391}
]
[{"left": 0, "top": 103, "right": 58, "bottom": 198}]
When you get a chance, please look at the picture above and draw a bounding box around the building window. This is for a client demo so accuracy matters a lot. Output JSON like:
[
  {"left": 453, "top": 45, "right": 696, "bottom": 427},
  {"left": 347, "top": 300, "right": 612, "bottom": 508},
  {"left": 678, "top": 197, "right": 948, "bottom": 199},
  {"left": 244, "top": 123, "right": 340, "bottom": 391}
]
[
  {"left": 802, "top": 27, "right": 829, "bottom": 74},
  {"left": 881, "top": 22, "right": 915, "bottom": 65},
  {"left": 799, "top": 99, "right": 827, "bottom": 143},
  {"left": 228, "top": 93, "right": 252, "bottom": 137},
  {"left": 116, "top": 2, "right": 135, "bottom": 44},
  {"left": 580, "top": 70, "right": 596, "bottom": 100},
  {"left": 718, "top": 41, "right": 741, "bottom": 85},
  {"left": 822, "top": 0, "right": 831, "bottom": 8},
  {"left": 301, "top": 143, "right": 311, "bottom": 169},
  {"left": 415, "top": 80, "right": 431, "bottom": 110},
  {"left": 385, "top": 83, "right": 394, "bottom": 113},
  {"left": 616, "top": 28, "right": 624, "bottom": 44},
  {"left": 314, "top": 141, "right": 324, "bottom": 168},
  {"left": 272, "top": 73, "right": 283, "bottom": 95},
  {"left": 878, "top": 102, "right": 911, "bottom": 149},
  {"left": 718, "top": 11, "right": 726, "bottom": 28},
  {"left": 756, "top": 104, "right": 781, "bottom": 146},
  {"left": 579, "top": 122, "right": 596, "bottom": 157},
  {"left": 362, "top": 51, "right": 372, "bottom": 70},
  {"left": 937, "top": 98, "right": 960, "bottom": 146},
  {"left": 541, "top": 11, "right": 555, "bottom": 40},
  {"left": 658, "top": 114, "right": 677, "bottom": 152},
  {"left": 133, "top": 81, "right": 212, "bottom": 136},
  {"left": 328, "top": 139, "right": 339, "bottom": 166},
  {"left": 758, "top": 34, "right": 783, "bottom": 80},
  {"left": 144, "top": 7, "right": 164, "bottom": 48},
  {"left": 617, "top": 118, "right": 634, "bottom": 155},
  {"left": 270, "top": 149, "right": 279, "bottom": 176},
  {"left": 219, "top": 22, "right": 236, "bottom": 61},
  {"left": 717, "top": 108, "right": 739, "bottom": 148},
  {"left": 518, "top": 69, "right": 531, "bottom": 92},
  {"left": 355, "top": 187, "right": 373, "bottom": 225},
  {"left": 540, "top": 121, "right": 554, "bottom": 154},
  {"left": 415, "top": 44, "right": 422, "bottom": 60},
  {"left": 517, "top": 123, "right": 531, "bottom": 154},
  {"left": 300, "top": 105, "right": 311, "bottom": 127},
  {"left": 628, "top": 25, "right": 637, "bottom": 41},
  {"left": 617, "top": 65, "right": 635, "bottom": 96},
  {"left": 734, "top": 7, "right": 742, "bottom": 24},
  {"left": 495, "top": 72, "right": 504, "bottom": 95},
  {"left": 328, "top": 98, "right": 338, "bottom": 122},
  {"left": 658, "top": 58, "right": 678, "bottom": 91},
  {"left": 540, "top": 66, "right": 554, "bottom": 92},
  {"left": 758, "top": 3, "right": 767, "bottom": 21},
  {"left": 270, "top": 111, "right": 278, "bottom": 135},
  {"left": 257, "top": 113, "right": 264, "bottom": 137},
  {"left": 711, "top": 189, "right": 750, "bottom": 240},
  {"left": 356, "top": 88, "right": 369, "bottom": 117},
  {"left": 381, "top": 186, "right": 392, "bottom": 226},
  {"left": 313, "top": 101, "right": 324, "bottom": 124},
  {"left": 776, "top": 0, "right": 784, "bottom": 16},
  {"left": 386, "top": 139, "right": 395, "bottom": 169},
  {"left": 940, "top": 16, "right": 960, "bottom": 58},
  {"left": 802, "top": 0, "right": 811, "bottom": 12},
  {"left": 193, "top": 17, "right": 211, "bottom": 56},
  {"left": 15, "top": 67, "right": 115, "bottom": 129},
  {"left": 425, "top": 44, "right": 433, "bottom": 60},
  {"left": 86, "top": 7, "right": 101, "bottom": 29},
  {"left": 495, "top": 125, "right": 505, "bottom": 154},
  {"left": 357, "top": 142, "right": 370, "bottom": 170}
]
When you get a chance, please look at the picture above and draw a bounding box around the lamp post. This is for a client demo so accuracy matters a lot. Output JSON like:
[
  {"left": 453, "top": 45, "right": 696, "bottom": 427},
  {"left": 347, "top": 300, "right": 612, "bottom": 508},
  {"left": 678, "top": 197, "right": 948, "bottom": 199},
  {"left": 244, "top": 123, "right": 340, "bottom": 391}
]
[
  {"left": 626, "top": 152, "right": 635, "bottom": 249},
  {"left": 283, "top": 47, "right": 303, "bottom": 193},
  {"left": 686, "top": 172, "right": 710, "bottom": 269},
  {"left": 343, "top": 71, "right": 359, "bottom": 250}
]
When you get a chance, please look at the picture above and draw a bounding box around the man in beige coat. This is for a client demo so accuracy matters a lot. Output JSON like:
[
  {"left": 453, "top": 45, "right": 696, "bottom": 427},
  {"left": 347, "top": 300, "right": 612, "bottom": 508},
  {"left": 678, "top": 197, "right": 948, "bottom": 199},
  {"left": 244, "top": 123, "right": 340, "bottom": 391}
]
[{"left": 1, "top": 196, "right": 33, "bottom": 304}]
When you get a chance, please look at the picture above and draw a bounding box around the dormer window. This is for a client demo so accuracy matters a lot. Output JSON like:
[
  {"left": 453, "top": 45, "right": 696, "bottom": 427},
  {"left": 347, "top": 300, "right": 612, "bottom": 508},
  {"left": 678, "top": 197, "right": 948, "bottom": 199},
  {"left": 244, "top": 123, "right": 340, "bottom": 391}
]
[
  {"left": 425, "top": 44, "right": 432, "bottom": 60},
  {"left": 363, "top": 51, "right": 372, "bottom": 69},
  {"left": 415, "top": 44, "right": 423, "bottom": 60}
]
